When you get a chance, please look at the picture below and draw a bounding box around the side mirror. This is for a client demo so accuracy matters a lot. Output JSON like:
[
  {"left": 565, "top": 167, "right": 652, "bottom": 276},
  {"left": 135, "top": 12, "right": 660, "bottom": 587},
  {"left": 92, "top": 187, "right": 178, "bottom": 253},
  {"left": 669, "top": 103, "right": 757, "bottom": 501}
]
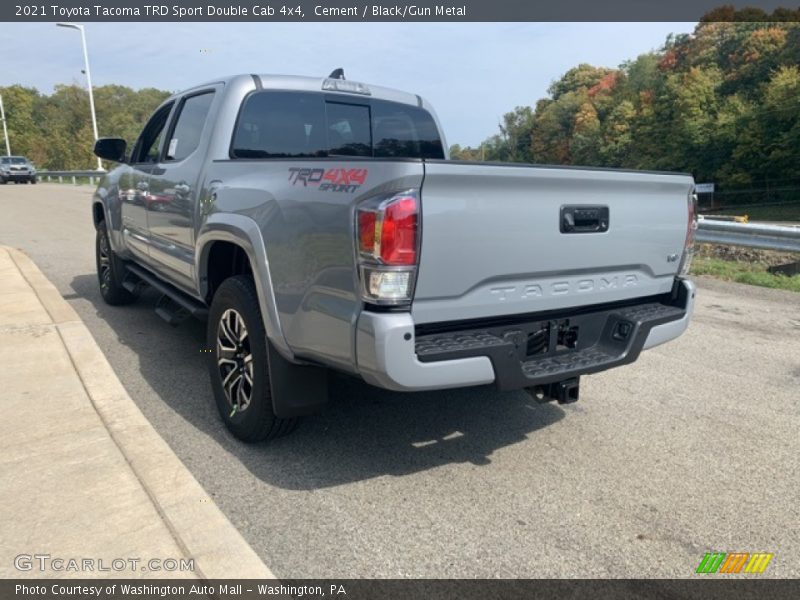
[{"left": 94, "top": 138, "right": 127, "bottom": 163}]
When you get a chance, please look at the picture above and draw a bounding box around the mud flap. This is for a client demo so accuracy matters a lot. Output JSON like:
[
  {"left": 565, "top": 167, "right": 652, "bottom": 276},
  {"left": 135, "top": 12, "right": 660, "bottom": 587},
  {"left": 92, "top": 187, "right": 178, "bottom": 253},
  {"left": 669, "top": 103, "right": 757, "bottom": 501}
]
[{"left": 267, "top": 342, "right": 329, "bottom": 418}]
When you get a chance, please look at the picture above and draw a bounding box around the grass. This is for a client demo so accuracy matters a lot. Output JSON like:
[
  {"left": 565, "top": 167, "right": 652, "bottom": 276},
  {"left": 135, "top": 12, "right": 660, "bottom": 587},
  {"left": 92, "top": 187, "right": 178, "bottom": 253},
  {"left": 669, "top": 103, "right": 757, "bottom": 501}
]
[
  {"left": 709, "top": 203, "right": 800, "bottom": 222},
  {"left": 691, "top": 257, "right": 800, "bottom": 292}
]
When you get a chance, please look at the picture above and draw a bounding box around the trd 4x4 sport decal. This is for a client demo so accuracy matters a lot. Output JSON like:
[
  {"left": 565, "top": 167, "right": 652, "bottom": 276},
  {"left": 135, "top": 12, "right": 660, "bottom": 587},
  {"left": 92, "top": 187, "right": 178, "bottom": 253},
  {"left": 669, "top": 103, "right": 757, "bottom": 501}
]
[{"left": 288, "top": 167, "right": 368, "bottom": 193}]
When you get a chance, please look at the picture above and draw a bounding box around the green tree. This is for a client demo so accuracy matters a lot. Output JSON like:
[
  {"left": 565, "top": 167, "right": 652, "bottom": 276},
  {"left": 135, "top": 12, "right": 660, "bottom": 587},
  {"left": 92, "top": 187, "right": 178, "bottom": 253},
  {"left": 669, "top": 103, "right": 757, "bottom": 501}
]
[
  {"left": 498, "top": 106, "right": 535, "bottom": 163},
  {"left": 0, "top": 83, "right": 169, "bottom": 169},
  {"left": 0, "top": 86, "right": 45, "bottom": 164}
]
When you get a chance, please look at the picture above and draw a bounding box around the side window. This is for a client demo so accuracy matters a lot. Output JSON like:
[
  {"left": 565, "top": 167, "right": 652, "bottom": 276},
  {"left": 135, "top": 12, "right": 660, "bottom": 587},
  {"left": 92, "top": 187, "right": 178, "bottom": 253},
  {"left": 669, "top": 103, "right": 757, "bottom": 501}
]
[
  {"left": 229, "top": 91, "right": 445, "bottom": 160},
  {"left": 231, "top": 91, "right": 326, "bottom": 158},
  {"left": 165, "top": 92, "right": 214, "bottom": 162},
  {"left": 372, "top": 99, "right": 444, "bottom": 159},
  {"left": 132, "top": 102, "right": 174, "bottom": 164},
  {"left": 325, "top": 102, "right": 371, "bottom": 157}
]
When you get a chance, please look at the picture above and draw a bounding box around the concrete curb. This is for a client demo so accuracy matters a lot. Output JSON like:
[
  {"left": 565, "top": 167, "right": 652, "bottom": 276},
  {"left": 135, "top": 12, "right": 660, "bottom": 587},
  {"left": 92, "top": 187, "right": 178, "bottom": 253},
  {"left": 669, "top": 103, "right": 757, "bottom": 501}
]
[{"left": 6, "top": 246, "right": 275, "bottom": 580}]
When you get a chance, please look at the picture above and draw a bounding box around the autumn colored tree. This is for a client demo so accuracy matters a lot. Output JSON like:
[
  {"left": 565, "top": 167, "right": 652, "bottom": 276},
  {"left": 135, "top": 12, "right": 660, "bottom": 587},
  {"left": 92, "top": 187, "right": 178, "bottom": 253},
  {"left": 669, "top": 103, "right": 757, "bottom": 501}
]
[{"left": 455, "top": 8, "right": 800, "bottom": 205}]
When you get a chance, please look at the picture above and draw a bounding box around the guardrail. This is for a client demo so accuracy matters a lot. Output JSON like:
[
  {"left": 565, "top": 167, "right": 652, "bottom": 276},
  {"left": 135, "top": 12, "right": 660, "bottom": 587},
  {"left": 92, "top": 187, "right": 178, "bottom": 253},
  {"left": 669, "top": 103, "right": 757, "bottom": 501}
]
[
  {"left": 696, "top": 218, "right": 800, "bottom": 253},
  {"left": 39, "top": 170, "right": 106, "bottom": 185},
  {"left": 700, "top": 214, "right": 749, "bottom": 224}
]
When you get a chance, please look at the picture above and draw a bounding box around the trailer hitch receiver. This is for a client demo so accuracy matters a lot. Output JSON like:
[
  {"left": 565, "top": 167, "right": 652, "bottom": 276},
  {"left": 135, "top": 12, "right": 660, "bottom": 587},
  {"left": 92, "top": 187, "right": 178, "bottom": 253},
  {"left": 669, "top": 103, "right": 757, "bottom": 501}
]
[{"left": 526, "top": 377, "right": 580, "bottom": 404}]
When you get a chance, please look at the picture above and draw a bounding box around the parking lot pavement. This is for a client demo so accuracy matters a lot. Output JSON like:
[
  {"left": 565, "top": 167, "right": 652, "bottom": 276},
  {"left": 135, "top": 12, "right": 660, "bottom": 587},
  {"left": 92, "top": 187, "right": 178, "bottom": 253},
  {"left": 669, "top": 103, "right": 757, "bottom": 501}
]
[{"left": 1, "top": 183, "right": 799, "bottom": 578}]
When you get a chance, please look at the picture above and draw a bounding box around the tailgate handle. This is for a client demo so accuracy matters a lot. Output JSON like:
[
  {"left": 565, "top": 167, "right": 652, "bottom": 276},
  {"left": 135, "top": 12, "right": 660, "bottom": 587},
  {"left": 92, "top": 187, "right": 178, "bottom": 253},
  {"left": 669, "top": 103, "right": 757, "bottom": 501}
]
[{"left": 560, "top": 206, "right": 609, "bottom": 233}]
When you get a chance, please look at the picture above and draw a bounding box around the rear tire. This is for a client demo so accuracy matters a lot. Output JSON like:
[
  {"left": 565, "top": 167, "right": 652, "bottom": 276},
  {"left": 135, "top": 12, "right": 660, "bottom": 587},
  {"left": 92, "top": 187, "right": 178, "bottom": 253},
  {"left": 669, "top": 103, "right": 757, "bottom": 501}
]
[
  {"left": 95, "top": 220, "right": 137, "bottom": 306},
  {"left": 207, "top": 275, "right": 297, "bottom": 442}
]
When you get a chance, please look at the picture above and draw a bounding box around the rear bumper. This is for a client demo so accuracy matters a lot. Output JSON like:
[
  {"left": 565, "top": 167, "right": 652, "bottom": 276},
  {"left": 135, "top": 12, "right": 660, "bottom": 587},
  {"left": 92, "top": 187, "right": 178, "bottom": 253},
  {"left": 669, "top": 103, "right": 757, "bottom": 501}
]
[
  {"left": 642, "top": 279, "right": 696, "bottom": 350},
  {"left": 356, "top": 278, "right": 695, "bottom": 392}
]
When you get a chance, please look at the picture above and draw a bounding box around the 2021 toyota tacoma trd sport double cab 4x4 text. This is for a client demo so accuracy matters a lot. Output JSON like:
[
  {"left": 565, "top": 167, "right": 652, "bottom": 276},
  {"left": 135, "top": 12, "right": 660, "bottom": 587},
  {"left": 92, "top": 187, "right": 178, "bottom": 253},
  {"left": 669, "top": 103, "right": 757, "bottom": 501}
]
[{"left": 91, "top": 71, "right": 697, "bottom": 442}]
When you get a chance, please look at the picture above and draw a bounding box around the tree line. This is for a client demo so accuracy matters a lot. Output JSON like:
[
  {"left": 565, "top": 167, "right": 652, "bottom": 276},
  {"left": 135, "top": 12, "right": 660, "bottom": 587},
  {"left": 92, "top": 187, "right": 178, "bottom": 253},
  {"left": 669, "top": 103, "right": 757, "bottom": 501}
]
[
  {"left": 450, "top": 8, "right": 800, "bottom": 199},
  {"left": 0, "top": 83, "right": 170, "bottom": 170},
  {"left": 1, "top": 6, "right": 799, "bottom": 195}
]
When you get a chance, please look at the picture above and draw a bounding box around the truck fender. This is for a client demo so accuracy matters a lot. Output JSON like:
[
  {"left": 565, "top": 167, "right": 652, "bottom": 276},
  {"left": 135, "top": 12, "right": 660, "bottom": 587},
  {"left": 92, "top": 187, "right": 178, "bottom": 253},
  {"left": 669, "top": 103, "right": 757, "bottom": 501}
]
[
  {"left": 92, "top": 185, "right": 125, "bottom": 255},
  {"left": 196, "top": 213, "right": 293, "bottom": 362}
]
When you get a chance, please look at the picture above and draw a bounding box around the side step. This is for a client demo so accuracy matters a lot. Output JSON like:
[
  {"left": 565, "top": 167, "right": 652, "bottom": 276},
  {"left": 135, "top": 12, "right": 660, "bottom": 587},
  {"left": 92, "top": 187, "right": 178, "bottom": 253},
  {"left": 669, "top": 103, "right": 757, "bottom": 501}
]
[
  {"left": 123, "top": 263, "right": 209, "bottom": 325},
  {"left": 155, "top": 295, "right": 192, "bottom": 326}
]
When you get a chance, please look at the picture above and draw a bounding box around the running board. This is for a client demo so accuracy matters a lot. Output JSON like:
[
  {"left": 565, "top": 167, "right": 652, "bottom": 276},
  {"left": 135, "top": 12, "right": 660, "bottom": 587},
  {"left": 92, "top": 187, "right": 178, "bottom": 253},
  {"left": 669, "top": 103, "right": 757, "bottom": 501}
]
[
  {"left": 124, "top": 263, "right": 209, "bottom": 322},
  {"left": 155, "top": 295, "right": 192, "bottom": 326}
]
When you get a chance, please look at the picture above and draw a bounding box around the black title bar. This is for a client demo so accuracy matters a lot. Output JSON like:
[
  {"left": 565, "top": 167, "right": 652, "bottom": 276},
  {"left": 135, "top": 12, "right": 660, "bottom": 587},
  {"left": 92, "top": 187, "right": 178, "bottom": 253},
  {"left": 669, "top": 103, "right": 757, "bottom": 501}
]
[
  {"left": 5, "top": 579, "right": 800, "bottom": 600},
  {"left": 3, "top": 0, "right": 800, "bottom": 22}
]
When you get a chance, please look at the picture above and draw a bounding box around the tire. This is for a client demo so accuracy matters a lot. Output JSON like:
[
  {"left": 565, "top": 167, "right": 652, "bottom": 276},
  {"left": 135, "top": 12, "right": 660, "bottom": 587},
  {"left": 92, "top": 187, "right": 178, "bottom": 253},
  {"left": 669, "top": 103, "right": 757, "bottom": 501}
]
[
  {"left": 207, "top": 275, "right": 297, "bottom": 442},
  {"left": 30, "top": 178, "right": 37, "bottom": 184},
  {"left": 95, "top": 220, "right": 137, "bottom": 306}
]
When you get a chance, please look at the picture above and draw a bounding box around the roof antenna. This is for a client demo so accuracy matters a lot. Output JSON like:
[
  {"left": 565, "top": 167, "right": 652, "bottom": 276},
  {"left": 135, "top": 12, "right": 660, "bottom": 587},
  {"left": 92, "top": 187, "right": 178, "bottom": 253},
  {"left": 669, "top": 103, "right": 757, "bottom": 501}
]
[{"left": 328, "top": 68, "right": 345, "bottom": 80}]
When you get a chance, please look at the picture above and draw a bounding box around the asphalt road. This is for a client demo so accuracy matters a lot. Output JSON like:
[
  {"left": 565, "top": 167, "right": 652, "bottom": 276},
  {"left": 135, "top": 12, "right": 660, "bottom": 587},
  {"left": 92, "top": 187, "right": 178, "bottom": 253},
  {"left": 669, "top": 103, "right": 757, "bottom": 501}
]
[{"left": 2, "top": 183, "right": 799, "bottom": 578}]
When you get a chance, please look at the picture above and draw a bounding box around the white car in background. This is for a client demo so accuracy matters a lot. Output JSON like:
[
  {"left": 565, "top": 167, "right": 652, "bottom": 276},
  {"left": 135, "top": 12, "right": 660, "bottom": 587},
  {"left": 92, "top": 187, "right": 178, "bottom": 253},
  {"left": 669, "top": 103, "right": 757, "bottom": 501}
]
[{"left": 0, "top": 156, "right": 37, "bottom": 184}]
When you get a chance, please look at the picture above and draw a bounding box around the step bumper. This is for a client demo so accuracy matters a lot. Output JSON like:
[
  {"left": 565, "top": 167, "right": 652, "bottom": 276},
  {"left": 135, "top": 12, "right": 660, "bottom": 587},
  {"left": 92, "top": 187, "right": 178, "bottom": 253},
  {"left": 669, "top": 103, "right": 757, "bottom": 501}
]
[{"left": 356, "top": 279, "right": 695, "bottom": 392}]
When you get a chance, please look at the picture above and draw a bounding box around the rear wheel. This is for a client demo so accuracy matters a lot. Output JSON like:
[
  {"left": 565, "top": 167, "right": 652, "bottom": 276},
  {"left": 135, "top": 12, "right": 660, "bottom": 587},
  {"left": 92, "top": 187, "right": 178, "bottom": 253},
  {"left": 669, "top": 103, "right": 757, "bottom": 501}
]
[
  {"left": 95, "top": 220, "right": 136, "bottom": 305},
  {"left": 207, "top": 276, "right": 297, "bottom": 442}
]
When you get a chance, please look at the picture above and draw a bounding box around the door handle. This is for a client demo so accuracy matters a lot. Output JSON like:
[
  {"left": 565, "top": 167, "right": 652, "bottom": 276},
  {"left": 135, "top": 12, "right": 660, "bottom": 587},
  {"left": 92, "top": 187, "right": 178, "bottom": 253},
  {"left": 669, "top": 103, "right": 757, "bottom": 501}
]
[{"left": 560, "top": 205, "right": 609, "bottom": 233}]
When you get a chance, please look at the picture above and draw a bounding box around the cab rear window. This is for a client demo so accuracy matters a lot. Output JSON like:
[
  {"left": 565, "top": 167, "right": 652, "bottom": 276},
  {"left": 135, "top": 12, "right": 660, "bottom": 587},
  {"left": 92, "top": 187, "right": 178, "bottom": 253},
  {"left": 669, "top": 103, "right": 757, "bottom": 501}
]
[{"left": 230, "top": 91, "right": 444, "bottom": 160}]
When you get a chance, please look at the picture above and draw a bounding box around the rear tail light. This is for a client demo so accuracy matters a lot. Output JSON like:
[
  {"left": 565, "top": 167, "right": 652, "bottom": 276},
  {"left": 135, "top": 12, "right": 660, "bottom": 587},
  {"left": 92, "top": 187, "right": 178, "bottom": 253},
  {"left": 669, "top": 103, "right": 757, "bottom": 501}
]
[
  {"left": 364, "top": 270, "right": 414, "bottom": 302},
  {"left": 357, "top": 192, "right": 418, "bottom": 265},
  {"left": 678, "top": 190, "right": 698, "bottom": 277},
  {"left": 356, "top": 190, "right": 419, "bottom": 305}
]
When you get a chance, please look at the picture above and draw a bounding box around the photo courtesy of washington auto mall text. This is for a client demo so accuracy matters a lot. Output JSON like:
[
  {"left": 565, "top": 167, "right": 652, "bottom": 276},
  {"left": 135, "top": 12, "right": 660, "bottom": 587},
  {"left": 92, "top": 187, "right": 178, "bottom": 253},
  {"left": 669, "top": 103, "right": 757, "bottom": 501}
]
[
  {"left": 16, "top": 583, "right": 346, "bottom": 598},
  {"left": 1, "top": 0, "right": 800, "bottom": 599}
]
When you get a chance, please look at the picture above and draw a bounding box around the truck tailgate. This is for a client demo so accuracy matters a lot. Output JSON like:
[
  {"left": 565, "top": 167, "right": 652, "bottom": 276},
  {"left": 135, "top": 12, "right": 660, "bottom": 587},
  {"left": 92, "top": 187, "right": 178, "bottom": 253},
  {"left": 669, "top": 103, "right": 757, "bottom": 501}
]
[{"left": 413, "top": 161, "right": 693, "bottom": 324}]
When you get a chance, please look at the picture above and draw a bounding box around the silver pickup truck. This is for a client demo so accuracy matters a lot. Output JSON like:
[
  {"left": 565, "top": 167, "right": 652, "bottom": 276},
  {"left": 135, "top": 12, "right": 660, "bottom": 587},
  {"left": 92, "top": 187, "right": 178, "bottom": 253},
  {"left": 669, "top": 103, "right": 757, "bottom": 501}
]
[{"left": 92, "top": 71, "right": 697, "bottom": 442}]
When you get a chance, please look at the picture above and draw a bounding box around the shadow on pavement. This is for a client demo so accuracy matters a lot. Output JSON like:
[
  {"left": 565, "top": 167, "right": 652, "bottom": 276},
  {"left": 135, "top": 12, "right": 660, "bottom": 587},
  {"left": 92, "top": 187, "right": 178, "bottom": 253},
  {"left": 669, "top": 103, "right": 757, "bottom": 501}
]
[{"left": 71, "top": 273, "right": 565, "bottom": 490}]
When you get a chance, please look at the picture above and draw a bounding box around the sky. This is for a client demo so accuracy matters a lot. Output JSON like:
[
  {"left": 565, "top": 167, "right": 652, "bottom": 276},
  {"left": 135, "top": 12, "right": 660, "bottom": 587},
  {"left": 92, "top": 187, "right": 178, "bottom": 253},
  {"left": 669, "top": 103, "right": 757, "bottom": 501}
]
[{"left": 0, "top": 22, "right": 696, "bottom": 146}]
